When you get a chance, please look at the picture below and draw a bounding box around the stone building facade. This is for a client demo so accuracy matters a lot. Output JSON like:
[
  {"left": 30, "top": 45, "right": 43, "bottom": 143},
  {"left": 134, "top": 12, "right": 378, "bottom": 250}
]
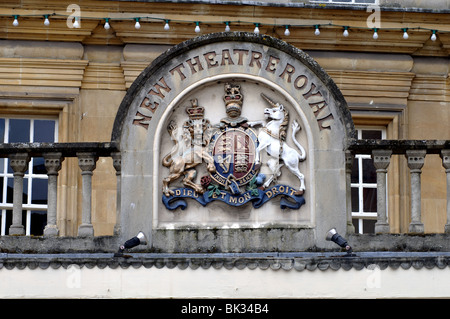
[{"left": 0, "top": 0, "right": 450, "bottom": 299}]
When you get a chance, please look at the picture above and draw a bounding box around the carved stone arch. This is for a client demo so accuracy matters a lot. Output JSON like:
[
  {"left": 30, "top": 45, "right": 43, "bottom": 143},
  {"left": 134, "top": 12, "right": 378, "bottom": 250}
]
[{"left": 111, "top": 32, "right": 355, "bottom": 252}]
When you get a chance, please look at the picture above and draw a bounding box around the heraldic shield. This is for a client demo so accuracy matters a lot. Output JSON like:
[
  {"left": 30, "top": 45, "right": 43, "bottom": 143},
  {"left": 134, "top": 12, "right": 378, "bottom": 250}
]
[
  {"left": 209, "top": 127, "right": 259, "bottom": 195},
  {"left": 161, "top": 82, "right": 306, "bottom": 211}
]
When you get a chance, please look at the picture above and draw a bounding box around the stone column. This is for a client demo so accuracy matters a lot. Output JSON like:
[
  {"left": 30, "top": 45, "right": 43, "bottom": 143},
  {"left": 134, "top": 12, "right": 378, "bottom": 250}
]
[
  {"left": 8, "top": 153, "right": 30, "bottom": 236},
  {"left": 441, "top": 150, "right": 450, "bottom": 233},
  {"left": 345, "top": 151, "right": 355, "bottom": 233},
  {"left": 372, "top": 150, "right": 392, "bottom": 234},
  {"left": 43, "top": 152, "right": 63, "bottom": 237},
  {"left": 406, "top": 150, "right": 426, "bottom": 233},
  {"left": 77, "top": 152, "right": 98, "bottom": 237},
  {"left": 112, "top": 152, "right": 121, "bottom": 236}
]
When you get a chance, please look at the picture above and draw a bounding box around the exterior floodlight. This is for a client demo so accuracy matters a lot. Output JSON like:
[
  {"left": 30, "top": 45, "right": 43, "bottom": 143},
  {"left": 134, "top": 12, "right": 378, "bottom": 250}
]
[
  {"left": 326, "top": 228, "right": 354, "bottom": 256},
  {"left": 114, "top": 231, "right": 147, "bottom": 257}
]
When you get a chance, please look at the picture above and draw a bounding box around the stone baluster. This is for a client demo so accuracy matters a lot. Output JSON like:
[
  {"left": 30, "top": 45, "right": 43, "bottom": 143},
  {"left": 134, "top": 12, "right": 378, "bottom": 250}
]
[
  {"left": 372, "top": 150, "right": 392, "bottom": 234},
  {"left": 77, "top": 152, "right": 98, "bottom": 237},
  {"left": 8, "top": 153, "right": 30, "bottom": 236},
  {"left": 345, "top": 150, "right": 355, "bottom": 233},
  {"left": 406, "top": 150, "right": 426, "bottom": 233},
  {"left": 43, "top": 152, "right": 63, "bottom": 237},
  {"left": 441, "top": 150, "right": 450, "bottom": 233},
  {"left": 112, "top": 152, "right": 121, "bottom": 236}
]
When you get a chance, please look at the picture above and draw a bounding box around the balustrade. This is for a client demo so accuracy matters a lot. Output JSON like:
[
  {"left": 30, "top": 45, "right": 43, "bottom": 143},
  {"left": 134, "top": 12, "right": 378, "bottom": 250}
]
[
  {"left": 0, "top": 142, "right": 118, "bottom": 238},
  {"left": 349, "top": 140, "right": 450, "bottom": 234},
  {"left": 0, "top": 140, "right": 449, "bottom": 238}
]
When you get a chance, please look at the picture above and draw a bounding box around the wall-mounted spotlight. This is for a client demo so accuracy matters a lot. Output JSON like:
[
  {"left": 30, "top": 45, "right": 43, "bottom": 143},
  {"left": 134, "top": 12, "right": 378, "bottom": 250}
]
[
  {"left": 114, "top": 231, "right": 147, "bottom": 257},
  {"left": 326, "top": 228, "right": 355, "bottom": 256}
]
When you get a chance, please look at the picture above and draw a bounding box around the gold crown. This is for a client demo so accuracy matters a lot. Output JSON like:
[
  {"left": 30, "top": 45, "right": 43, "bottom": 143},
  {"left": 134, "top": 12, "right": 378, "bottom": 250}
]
[
  {"left": 185, "top": 98, "right": 205, "bottom": 120},
  {"left": 223, "top": 83, "right": 243, "bottom": 117}
]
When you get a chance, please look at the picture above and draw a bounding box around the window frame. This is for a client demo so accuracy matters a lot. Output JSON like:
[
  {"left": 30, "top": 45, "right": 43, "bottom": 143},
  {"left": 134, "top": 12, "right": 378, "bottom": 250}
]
[
  {"left": 351, "top": 126, "right": 386, "bottom": 234},
  {"left": 0, "top": 116, "right": 58, "bottom": 236}
]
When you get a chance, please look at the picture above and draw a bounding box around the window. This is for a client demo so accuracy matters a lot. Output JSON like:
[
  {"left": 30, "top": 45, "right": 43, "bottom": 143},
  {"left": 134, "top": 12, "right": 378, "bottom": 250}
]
[
  {"left": 351, "top": 127, "right": 385, "bottom": 234},
  {"left": 0, "top": 117, "right": 58, "bottom": 236}
]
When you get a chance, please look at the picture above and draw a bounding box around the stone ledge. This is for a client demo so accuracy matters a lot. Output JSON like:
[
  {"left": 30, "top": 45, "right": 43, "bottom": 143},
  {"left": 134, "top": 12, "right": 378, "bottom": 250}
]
[
  {"left": 1, "top": 252, "right": 450, "bottom": 271},
  {"left": 0, "top": 142, "right": 119, "bottom": 157},
  {"left": 349, "top": 139, "right": 450, "bottom": 155}
]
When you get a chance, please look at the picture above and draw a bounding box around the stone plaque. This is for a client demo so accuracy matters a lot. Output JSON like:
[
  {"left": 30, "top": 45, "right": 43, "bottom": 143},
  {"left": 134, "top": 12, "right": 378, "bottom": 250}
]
[{"left": 112, "top": 32, "right": 355, "bottom": 252}]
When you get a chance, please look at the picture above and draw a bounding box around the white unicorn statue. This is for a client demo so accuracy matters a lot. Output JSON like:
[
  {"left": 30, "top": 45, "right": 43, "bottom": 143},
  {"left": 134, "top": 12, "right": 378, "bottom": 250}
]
[{"left": 248, "top": 93, "right": 307, "bottom": 195}]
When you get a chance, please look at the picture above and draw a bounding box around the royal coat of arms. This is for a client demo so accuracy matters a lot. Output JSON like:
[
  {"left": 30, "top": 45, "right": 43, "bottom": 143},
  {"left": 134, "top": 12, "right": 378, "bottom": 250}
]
[{"left": 162, "top": 83, "right": 306, "bottom": 211}]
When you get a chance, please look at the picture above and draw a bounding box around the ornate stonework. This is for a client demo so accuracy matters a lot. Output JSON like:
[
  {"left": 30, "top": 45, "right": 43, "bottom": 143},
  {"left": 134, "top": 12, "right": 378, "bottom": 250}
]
[{"left": 113, "top": 33, "right": 354, "bottom": 252}]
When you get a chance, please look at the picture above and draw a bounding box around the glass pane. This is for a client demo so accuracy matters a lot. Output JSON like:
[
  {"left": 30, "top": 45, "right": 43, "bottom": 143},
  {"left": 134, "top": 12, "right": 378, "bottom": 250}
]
[
  {"left": 352, "top": 218, "right": 360, "bottom": 233},
  {"left": 363, "top": 188, "right": 377, "bottom": 212},
  {"left": 361, "top": 130, "right": 382, "bottom": 139},
  {"left": 351, "top": 158, "right": 359, "bottom": 183},
  {"left": 0, "top": 118, "right": 5, "bottom": 143},
  {"left": 9, "top": 119, "right": 30, "bottom": 143},
  {"left": 30, "top": 210, "right": 46, "bottom": 236},
  {"left": 351, "top": 187, "right": 359, "bottom": 212},
  {"left": 33, "top": 157, "right": 47, "bottom": 175},
  {"left": 31, "top": 179, "right": 48, "bottom": 205},
  {"left": 363, "top": 219, "right": 376, "bottom": 234},
  {"left": 4, "top": 210, "right": 12, "bottom": 235},
  {"left": 6, "top": 177, "right": 13, "bottom": 203},
  {"left": 0, "top": 177, "right": 3, "bottom": 202},
  {"left": 34, "top": 120, "right": 55, "bottom": 143},
  {"left": 22, "top": 179, "right": 28, "bottom": 204},
  {"left": 362, "top": 159, "right": 376, "bottom": 183}
]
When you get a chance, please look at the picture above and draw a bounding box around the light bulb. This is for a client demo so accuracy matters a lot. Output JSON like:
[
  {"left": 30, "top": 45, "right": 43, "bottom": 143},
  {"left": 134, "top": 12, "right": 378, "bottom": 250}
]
[
  {"left": 44, "top": 15, "right": 50, "bottom": 26},
  {"left": 314, "top": 26, "right": 320, "bottom": 36},
  {"left": 134, "top": 18, "right": 140, "bottom": 29},
  {"left": 164, "top": 20, "right": 170, "bottom": 30},
  {"left": 254, "top": 23, "right": 260, "bottom": 34},
  {"left": 343, "top": 27, "right": 349, "bottom": 37},
  {"left": 104, "top": 19, "right": 110, "bottom": 30},
  {"left": 373, "top": 28, "right": 378, "bottom": 40},
  {"left": 73, "top": 17, "right": 80, "bottom": 28},
  {"left": 403, "top": 29, "right": 409, "bottom": 40},
  {"left": 284, "top": 25, "right": 290, "bottom": 36},
  {"left": 194, "top": 22, "right": 200, "bottom": 33},
  {"left": 12, "top": 16, "right": 19, "bottom": 27},
  {"left": 431, "top": 31, "right": 437, "bottom": 41},
  {"left": 225, "top": 22, "right": 230, "bottom": 32}
]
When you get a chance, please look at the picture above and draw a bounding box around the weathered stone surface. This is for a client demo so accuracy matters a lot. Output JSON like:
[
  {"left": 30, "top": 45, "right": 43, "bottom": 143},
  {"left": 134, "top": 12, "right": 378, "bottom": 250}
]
[{"left": 113, "top": 32, "right": 354, "bottom": 253}]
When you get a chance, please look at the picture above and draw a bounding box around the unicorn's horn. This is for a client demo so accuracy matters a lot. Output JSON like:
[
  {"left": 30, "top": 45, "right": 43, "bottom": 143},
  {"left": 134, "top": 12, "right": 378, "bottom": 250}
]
[{"left": 260, "top": 93, "right": 277, "bottom": 107}]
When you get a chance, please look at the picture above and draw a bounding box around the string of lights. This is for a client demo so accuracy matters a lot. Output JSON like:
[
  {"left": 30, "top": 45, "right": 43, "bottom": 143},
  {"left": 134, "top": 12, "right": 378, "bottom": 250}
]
[{"left": 5, "top": 12, "right": 449, "bottom": 42}]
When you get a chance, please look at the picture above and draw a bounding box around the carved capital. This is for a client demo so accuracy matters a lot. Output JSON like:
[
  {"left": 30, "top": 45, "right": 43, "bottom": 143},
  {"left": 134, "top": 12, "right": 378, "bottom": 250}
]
[
  {"left": 77, "top": 152, "right": 98, "bottom": 173},
  {"left": 111, "top": 151, "right": 121, "bottom": 173},
  {"left": 441, "top": 149, "right": 450, "bottom": 170},
  {"left": 406, "top": 150, "right": 426, "bottom": 171},
  {"left": 345, "top": 150, "right": 354, "bottom": 172},
  {"left": 9, "top": 153, "right": 30, "bottom": 175},
  {"left": 44, "top": 152, "right": 63, "bottom": 175},
  {"left": 372, "top": 150, "right": 392, "bottom": 171}
]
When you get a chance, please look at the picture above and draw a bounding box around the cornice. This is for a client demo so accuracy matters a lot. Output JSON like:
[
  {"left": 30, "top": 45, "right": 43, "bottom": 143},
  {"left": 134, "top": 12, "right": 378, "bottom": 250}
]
[{"left": 1, "top": 252, "right": 450, "bottom": 271}]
